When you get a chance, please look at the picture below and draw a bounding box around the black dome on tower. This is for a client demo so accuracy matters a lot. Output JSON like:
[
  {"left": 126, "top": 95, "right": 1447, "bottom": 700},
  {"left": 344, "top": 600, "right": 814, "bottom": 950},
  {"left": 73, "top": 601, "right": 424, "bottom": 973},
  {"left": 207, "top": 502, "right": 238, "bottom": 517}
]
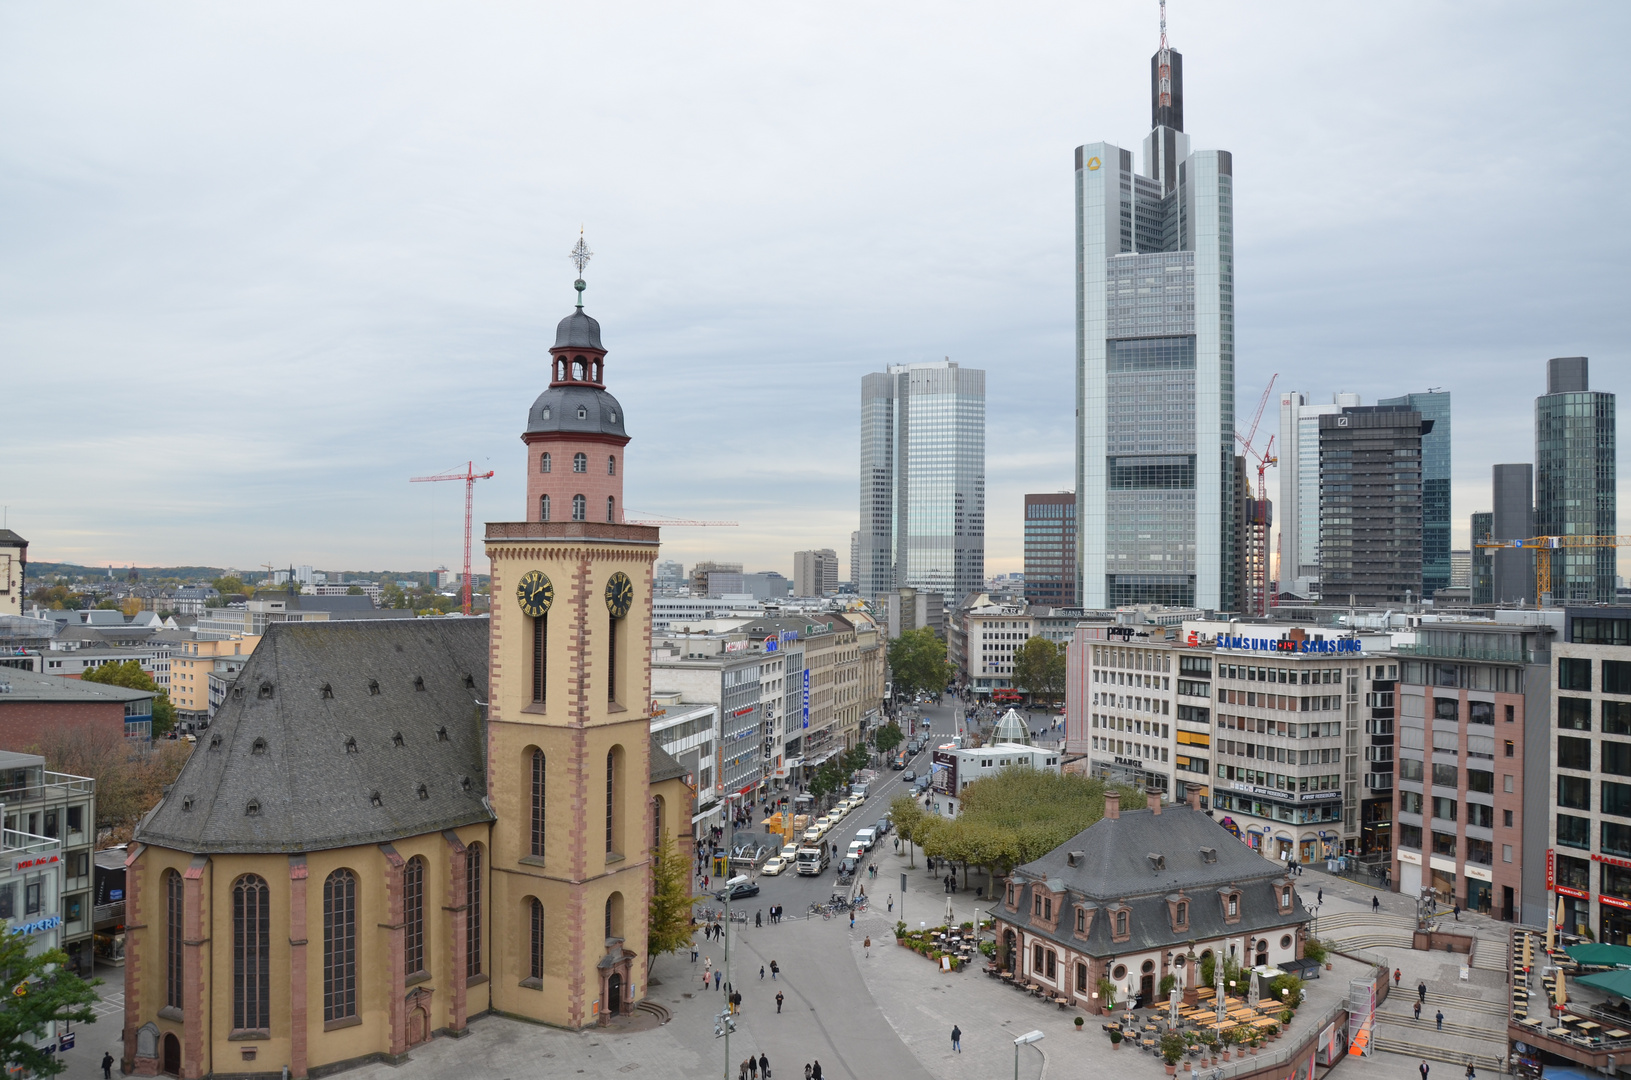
[{"left": 554, "top": 309, "right": 603, "bottom": 351}]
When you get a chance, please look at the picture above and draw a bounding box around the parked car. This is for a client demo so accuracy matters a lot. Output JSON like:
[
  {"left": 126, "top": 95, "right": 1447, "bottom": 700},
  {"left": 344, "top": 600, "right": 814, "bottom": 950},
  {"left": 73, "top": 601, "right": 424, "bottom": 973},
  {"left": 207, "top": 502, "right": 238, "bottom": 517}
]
[
  {"left": 760, "top": 857, "right": 787, "bottom": 877},
  {"left": 836, "top": 857, "right": 858, "bottom": 883},
  {"left": 714, "top": 881, "right": 760, "bottom": 901},
  {"left": 875, "top": 817, "right": 892, "bottom": 836},
  {"left": 902, "top": 771, "right": 916, "bottom": 783}
]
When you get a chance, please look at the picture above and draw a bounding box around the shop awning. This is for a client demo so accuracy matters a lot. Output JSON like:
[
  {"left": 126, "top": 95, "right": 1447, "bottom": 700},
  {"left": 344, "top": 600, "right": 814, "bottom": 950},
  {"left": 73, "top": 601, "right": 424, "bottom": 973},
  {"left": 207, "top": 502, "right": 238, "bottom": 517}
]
[
  {"left": 1566, "top": 943, "right": 1631, "bottom": 968},
  {"left": 1575, "top": 967, "right": 1631, "bottom": 997}
]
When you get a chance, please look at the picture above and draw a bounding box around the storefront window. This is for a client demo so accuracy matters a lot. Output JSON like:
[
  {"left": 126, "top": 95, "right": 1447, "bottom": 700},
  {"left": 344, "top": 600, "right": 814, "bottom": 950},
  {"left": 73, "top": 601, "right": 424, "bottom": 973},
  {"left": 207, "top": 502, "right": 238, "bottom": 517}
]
[
  {"left": 1398, "top": 823, "right": 1422, "bottom": 849},
  {"left": 1556, "top": 853, "right": 1591, "bottom": 891}
]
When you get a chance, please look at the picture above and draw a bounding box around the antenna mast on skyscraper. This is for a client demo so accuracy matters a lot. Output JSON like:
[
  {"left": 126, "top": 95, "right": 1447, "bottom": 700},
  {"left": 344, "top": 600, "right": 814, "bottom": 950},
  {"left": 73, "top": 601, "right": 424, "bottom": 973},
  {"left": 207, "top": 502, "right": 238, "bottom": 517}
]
[{"left": 1157, "top": 0, "right": 1173, "bottom": 113}]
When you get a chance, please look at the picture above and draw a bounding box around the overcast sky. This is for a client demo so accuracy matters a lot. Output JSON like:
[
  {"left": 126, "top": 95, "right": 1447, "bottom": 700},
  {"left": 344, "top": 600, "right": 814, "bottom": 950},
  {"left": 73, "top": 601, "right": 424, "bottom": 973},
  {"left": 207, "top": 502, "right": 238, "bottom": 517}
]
[{"left": 3, "top": 3, "right": 1627, "bottom": 583}]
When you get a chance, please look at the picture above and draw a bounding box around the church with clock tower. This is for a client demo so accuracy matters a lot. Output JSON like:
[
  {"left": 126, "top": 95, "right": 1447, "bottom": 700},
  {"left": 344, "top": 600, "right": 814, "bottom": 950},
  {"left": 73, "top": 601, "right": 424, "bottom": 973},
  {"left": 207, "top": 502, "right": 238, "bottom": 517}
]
[{"left": 121, "top": 251, "right": 689, "bottom": 1079}]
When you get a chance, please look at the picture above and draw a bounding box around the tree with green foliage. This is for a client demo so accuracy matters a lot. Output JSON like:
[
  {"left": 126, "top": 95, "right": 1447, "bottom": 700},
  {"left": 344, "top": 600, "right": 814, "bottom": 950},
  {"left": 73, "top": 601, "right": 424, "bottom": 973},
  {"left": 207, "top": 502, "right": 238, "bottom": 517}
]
[
  {"left": 645, "top": 830, "right": 695, "bottom": 972},
  {"left": 1012, "top": 636, "right": 1067, "bottom": 702},
  {"left": 888, "top": 628, "right": 952, "bottom": 698},
  {"left": 346, "top": 585, "right": 364, "bottom": 595},
  {"left": 842, "top": 744, "right": 871, "bottom": 776},
  {"left": 889, "top": 793, "right": 927, "bottom": 868},
  {"left": 0, "top": 930, "right": 100, "bottom": 1077},
  {"left": 872, "top": 721, "right": 905, "bottom": 754},
  {"left": 82, "top": 660, "right": 176, "bottom": 737},
  {"left": 917, "top": 770, "right": 1144, "bottom": 885}
]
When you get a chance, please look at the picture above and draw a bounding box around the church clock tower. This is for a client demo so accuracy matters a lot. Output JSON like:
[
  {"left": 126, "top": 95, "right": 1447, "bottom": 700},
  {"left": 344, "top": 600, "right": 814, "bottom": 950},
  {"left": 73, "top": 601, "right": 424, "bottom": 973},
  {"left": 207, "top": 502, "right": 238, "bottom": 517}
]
[{"left": 485, "top": 239, "right": 659, "bottom": 1028}]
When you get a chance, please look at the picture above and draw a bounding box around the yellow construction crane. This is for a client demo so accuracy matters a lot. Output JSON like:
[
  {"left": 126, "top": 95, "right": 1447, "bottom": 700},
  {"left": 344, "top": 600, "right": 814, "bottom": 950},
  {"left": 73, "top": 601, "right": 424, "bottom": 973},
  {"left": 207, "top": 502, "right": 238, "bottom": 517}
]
[{"left": 1474, "top": 534, "right": 1631, "bottom": 607}]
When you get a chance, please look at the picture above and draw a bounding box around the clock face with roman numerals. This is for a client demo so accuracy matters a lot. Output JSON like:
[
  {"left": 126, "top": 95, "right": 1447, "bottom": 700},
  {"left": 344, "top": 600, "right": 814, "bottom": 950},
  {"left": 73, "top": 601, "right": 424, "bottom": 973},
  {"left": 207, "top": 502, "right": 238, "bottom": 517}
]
[
  {"left": 516, "top": 570, "right": 554, "bottom": 618},
  {"left": 604, "top": 572, "right": 633, "bottom": 620}
]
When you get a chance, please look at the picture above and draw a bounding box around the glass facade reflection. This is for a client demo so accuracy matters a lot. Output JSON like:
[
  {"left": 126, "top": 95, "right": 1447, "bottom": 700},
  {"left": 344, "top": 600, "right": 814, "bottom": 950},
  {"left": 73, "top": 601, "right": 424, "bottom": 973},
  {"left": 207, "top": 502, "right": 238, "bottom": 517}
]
[
  {"left": 859, "top": 362, "right": 985, "bottom": 599},
  {"left": 1076, "top": 42, "right": 1235, "bottom": 610}
]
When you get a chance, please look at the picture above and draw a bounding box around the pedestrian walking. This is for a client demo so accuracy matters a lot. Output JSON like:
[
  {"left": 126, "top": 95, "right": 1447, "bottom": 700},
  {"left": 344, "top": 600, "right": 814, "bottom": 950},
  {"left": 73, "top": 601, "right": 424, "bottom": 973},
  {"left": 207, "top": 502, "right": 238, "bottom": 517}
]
[
  {"left": 812, "top": 1061, "right": 823, "bottom": 1080},
  {"left": 1394, "top": 968, "right": 1402, "bottom": 988},
  {"left": 1413, "top": 1001, "right": 1421, "bottom": 1021},
  {"left": 1465, "top": 1062, "right": 1476, "bottom": 1080},
  {"left": 1373, "top": 895, "right": 1381, "bottom": 913},
  {"left": 804, "top": 1064, "right": 812, "bottom": 1080},
  {"left": 888, "top": 894, "right": 894, "bottom": 913},
  {"left": 864, "top": 935, "right": 871, "bottom": 958},
  {"left": 1418, "top": 980, "right": 1427, "bottom": 1004},
  {"left": 1420, "top": 1060, "right": 1430, "bottom": 1080},
  {"left": 715, "top": 969, "right": 722, "bottom": 991},
  {"left": 951, "top": 1024, "right": 962, "bottom": 1052},
  {"left": 756, "top": 910, "right": 763, "bottom": 927},
  {"left": 850, "top": 912, "right": 855, "bottom": 929},
  {"left": 740, "top": 1060, "right": 750, "bottom": 1080},
  {"left": 1317, "top": 887, "right": 1323, "bottom": 904},
  {"left": 777, "top": 991, "right": 785, "bottom": 1013},
  {"left": 749, "top": 1055, "right": 759, "bottom": 1079},
  {"left": 1436, "top": 1010, "right": 1444, "bottom": 1031},
  {"left": 761, "top": 1053, "right": 771, "bottom": 1080},
  {"left": 771, "top": 960, "right": 779, "bottom": 979},
  {"left": 760, "top": 964, "right": 765, "bottom": 980},
  {"left": 1453, "top": 902, "right": 1461, "bottom": 922},
  {"left": 101, "top": 1053, "right": 115, "bottom": 1080},
  {"left": 692, "top": 944, "right": 699, "bottom": 962}
]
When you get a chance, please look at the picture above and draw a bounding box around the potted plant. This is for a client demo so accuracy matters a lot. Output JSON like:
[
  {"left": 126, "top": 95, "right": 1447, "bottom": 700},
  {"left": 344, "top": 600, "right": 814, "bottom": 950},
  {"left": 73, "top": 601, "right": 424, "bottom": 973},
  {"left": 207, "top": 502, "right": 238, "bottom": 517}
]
[
  {"left": 1161, "top": 1033, "right": 1187, "bottom": 1075},
  {"left": 1160, "top": 973, "right": 1178, "bottom": 998},
  {"left": 1201, "top": 1030, "right": 1219, "bottom": 1065},
  {"left": 1219, "top": 1028, "right": 1234, "bottom": 1060},
  {"left": 1097, "top": 975, "right": 1118, "bottom": 1015},
  {"left": 1265, "top": 1022, "right": 1280, "bottom": 1041},
  {"left": 1075, "top": 1016, "right": 1085, "bottom": 1032},
  {"left": 1109, "top": 1029, "right": 1123, "bottom": 1051},
  {"left": 1249, "top": 1037, "right": 1261, "bottom": 1056},
  {"left": 1280, "top": 1009, "right": 1293, "bottom": 1026}
]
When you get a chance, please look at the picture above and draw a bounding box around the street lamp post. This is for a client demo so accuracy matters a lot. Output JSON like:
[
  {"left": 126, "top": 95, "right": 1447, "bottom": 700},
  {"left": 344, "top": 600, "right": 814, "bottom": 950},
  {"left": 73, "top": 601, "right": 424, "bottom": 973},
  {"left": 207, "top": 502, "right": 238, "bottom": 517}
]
[{"left": 1014, "top": 1029, "right": 1045, "bottom": 1080}]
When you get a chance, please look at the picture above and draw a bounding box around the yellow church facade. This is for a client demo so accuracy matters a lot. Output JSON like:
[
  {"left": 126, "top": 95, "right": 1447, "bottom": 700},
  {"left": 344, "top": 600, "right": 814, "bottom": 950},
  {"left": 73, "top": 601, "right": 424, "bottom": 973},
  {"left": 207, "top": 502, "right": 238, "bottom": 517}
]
[{"left": 123, "top": 281, "right": 693, "bottom": 1078}]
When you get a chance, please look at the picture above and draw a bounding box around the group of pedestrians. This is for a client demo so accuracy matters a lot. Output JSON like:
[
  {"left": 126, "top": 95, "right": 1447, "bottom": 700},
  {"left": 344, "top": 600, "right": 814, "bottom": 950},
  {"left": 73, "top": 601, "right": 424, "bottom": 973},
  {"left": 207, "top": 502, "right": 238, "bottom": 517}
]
[{"left": 738, "top": 1052, "right": 770, "bottom": 1080}]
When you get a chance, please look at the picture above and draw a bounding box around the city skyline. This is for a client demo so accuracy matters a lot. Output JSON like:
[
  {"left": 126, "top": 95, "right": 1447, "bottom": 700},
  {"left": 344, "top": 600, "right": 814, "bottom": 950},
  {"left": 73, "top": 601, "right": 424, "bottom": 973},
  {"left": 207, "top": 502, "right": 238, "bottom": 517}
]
[{"left": 3, "top": 4, "right": 1628, "bottom": 579}]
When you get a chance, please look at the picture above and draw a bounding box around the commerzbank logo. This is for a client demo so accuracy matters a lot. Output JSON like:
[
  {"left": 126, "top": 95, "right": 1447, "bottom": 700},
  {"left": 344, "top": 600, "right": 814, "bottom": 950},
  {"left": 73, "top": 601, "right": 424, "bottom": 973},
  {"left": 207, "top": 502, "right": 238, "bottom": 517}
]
[{"left": 1085, "top": 156, "right": 1102, "bottom": 171}]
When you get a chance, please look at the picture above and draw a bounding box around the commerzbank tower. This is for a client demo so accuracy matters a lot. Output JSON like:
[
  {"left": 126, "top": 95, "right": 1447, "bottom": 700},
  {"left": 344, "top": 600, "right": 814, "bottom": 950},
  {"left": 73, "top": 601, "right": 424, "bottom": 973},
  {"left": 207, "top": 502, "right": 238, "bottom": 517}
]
[{"left": 1075, "top": 10, "right": 1237, "bottom": 612}]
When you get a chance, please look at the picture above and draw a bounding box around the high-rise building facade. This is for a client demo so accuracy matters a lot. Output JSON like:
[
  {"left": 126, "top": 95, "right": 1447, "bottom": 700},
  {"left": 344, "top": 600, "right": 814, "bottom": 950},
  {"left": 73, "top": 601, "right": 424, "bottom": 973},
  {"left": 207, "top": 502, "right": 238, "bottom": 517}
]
[
  {"left": 859, "top": 361, "right": 985, "bottom": 600},
  {"left": 793, "top": 549, "right": 839, "bottom": 597},
  {"left": 1470, "top": 512, "right": 1494, "bottom": 605},
  {"left": 1491, "top": 463, "right": 1535, "bottom": 606},
  {"left": 1277, "top": 392, "right": 1361, "bottom": 600},
  {"left": 1318, "top": 405, "right": 1430, "bottom": 608},
  {"left": 1379, "top": 391, "right": 1451, "bottom": 598},
  {"left": 1076, "top": 26, "right": 1235, "bottom": 611},
  {"left": 1023, "top": 493, "right": 1077, "bottom": 607},
  {"left": 1535, "top": 357, "right": 1617, "bottom": 603}
]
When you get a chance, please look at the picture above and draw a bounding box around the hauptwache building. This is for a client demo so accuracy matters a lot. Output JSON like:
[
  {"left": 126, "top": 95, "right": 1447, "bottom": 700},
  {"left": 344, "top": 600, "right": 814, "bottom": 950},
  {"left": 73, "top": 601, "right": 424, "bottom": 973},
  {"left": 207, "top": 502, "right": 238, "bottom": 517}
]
[{"left": 122, "top": 275, "right": 694, "bottom": 1078}]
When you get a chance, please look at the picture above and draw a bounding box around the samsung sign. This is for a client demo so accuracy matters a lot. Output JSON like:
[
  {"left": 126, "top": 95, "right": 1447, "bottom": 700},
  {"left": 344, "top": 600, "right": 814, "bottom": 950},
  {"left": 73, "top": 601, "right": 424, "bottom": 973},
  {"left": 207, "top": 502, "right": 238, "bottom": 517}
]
[{"left": 1208, "top": 634, "right": 1362, "bottom": 655}]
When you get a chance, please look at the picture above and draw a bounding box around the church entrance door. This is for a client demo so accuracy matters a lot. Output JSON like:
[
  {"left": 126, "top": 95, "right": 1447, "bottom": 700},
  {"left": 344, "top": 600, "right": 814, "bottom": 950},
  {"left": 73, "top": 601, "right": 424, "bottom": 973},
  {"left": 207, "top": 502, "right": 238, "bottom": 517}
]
[
  {"left": 407, "top": 1006, "right": 429, "bottom": 1047},
  {"left": 608, "top": 973, "right": 623, "bottom": 1017},
  {"left": 162, "top": 1032, "right": 181, "bottom": 1076}
]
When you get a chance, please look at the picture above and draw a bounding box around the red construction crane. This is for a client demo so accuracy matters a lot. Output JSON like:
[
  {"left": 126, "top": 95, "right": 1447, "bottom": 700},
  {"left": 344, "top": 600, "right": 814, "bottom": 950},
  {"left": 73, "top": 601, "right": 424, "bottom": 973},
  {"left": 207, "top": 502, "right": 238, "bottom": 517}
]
[
  {"left": 409, "top": 461, "right": 495, "bottom": 615},
  {"left": 622, "top": 510, "right": 739, "bottom": 527},
  {"left": 1234, "top": 375, "right": 1279, "bottom": 616}
]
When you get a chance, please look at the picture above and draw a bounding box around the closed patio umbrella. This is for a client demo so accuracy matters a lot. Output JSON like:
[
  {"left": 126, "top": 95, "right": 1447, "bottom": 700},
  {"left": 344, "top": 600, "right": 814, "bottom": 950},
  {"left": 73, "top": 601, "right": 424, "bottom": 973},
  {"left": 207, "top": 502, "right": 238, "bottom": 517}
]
[{"left": 1215, "top": 951, "right": 1226, "bottom": 1023}]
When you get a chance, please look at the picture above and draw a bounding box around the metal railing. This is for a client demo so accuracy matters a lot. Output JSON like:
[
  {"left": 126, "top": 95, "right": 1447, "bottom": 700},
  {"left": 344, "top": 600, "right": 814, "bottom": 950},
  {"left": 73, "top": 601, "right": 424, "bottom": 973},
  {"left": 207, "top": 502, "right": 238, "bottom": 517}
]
[{"left": 0, "top": 770, "right": 95, "bottom": 802}]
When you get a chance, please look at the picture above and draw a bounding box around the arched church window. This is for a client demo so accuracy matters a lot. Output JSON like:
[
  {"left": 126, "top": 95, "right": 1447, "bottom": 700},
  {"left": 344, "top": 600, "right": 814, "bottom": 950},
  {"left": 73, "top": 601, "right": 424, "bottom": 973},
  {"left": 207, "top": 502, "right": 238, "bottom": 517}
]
[
  {"left": 572, "top": 495, "right": 586, "bottom": 522},
  {"left": 232, "top": 875, "right": 270, "bottom": 1031},
  {"left": 323, "top": 869, "right": 357, "bottom": 1021},
  {"left": 540, "top": 452, "right": 551, "bottom": 473},
  {"left": 573, "top": 453, "right": 587, "bottom": 473},
  {"left": 608, "top": 455, "right": 616, "bottom": 476},
  {"left": 530, "top": 749, "right": 546, "bottom": 857},
  {"left": 607, "top": 496, "right": 615, "bottom": 523},
  {"left": 465, "top": 844, "right": 483, "bottom": 978},
  {"left": 404, "top": 857, "right": 426, "bottom": 975},
  {"left": 165, "top": 870, "right": 183, "bottom": 1010},
  {"left": 540, "top": 494, "right": 550, "bottom": 522}
]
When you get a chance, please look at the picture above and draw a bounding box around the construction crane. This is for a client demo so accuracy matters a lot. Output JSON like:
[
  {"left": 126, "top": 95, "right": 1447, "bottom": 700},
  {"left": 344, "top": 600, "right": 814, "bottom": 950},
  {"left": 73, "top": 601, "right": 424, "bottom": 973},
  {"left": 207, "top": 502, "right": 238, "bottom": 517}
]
[
  {"left": 622, "top": 510, "right": 739, "bottom": 527},
  {"left": 1234, "top": 374, "right": 1279, "bottom": 617},
  {"left": 409, "top": 462, "right": 495, "bottom": 615},
  {"left": 1475, "top": 534, "right": 1631, "bottom": 609}
]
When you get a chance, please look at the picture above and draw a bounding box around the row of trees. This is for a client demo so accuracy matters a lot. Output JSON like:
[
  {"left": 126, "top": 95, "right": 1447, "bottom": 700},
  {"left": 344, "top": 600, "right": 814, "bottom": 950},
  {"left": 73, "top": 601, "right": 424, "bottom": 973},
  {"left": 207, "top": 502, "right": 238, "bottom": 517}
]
[
  {"left": 887, "top": 626, "right": 1068, "bottom": 702},
  {"left": 888, "top": 771, "right": 1145, "bottom": 881}
]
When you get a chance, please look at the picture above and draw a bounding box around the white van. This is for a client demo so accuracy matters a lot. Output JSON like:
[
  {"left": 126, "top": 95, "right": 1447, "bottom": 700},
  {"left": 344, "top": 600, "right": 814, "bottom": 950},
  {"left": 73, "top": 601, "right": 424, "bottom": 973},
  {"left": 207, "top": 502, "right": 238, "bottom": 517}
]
[{"left": 852, "top": 827, "right": 877, "bottom": 852}]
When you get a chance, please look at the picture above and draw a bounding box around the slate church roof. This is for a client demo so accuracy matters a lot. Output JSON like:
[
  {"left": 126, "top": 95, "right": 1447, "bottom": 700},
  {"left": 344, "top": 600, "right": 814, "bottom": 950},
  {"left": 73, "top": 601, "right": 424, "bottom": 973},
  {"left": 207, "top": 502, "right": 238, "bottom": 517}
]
[
  {"left": 994, "top": 803, "right": 1309, "bottom": 957},
  {"left": 138, "top": 619, "right": 494, "bottom": 855}
]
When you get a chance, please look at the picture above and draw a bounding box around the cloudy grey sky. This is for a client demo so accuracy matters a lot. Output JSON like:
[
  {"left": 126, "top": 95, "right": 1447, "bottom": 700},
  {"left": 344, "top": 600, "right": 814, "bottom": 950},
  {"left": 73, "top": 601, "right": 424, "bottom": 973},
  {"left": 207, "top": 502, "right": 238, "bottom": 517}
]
[{"left": 3, "top": 3, "right": 1627, "bottom": 581}]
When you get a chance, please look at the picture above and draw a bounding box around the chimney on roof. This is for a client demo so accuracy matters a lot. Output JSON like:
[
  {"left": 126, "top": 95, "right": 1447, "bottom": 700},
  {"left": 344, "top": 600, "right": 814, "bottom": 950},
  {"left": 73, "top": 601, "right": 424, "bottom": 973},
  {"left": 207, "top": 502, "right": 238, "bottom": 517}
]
[
  {"left": 1187, "top": 783, "right": 1201, "bottom": 812},
  {"left": 1151, "top": 792, "right": 1161, "bottom": 815},
  {"left": 1104, "top": 791, "right": 1120, "bottom": 820}
]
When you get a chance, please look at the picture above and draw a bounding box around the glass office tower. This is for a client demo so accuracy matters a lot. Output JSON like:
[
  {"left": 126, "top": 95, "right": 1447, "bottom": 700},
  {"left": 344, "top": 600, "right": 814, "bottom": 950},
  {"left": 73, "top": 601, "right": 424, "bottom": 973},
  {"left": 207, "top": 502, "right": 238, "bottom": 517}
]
[
  {"left": 1278, "top": 391, "right": 1361, "bottom": 599},
  {"left": 1534, "top": 357, "right": 1617, "bottom": 603},
  {"left": 1380, "top": 391, "right": 1451, "bottom": 599},
  {"left": 1024, "top": 493, "right": 1077, "bottom": 607},
  {"left": 1075, "top": 32, "right": 1236, "bottom": 610},
  {"left": 859, "top": 361, "right": 985, "bottom": 600}
]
